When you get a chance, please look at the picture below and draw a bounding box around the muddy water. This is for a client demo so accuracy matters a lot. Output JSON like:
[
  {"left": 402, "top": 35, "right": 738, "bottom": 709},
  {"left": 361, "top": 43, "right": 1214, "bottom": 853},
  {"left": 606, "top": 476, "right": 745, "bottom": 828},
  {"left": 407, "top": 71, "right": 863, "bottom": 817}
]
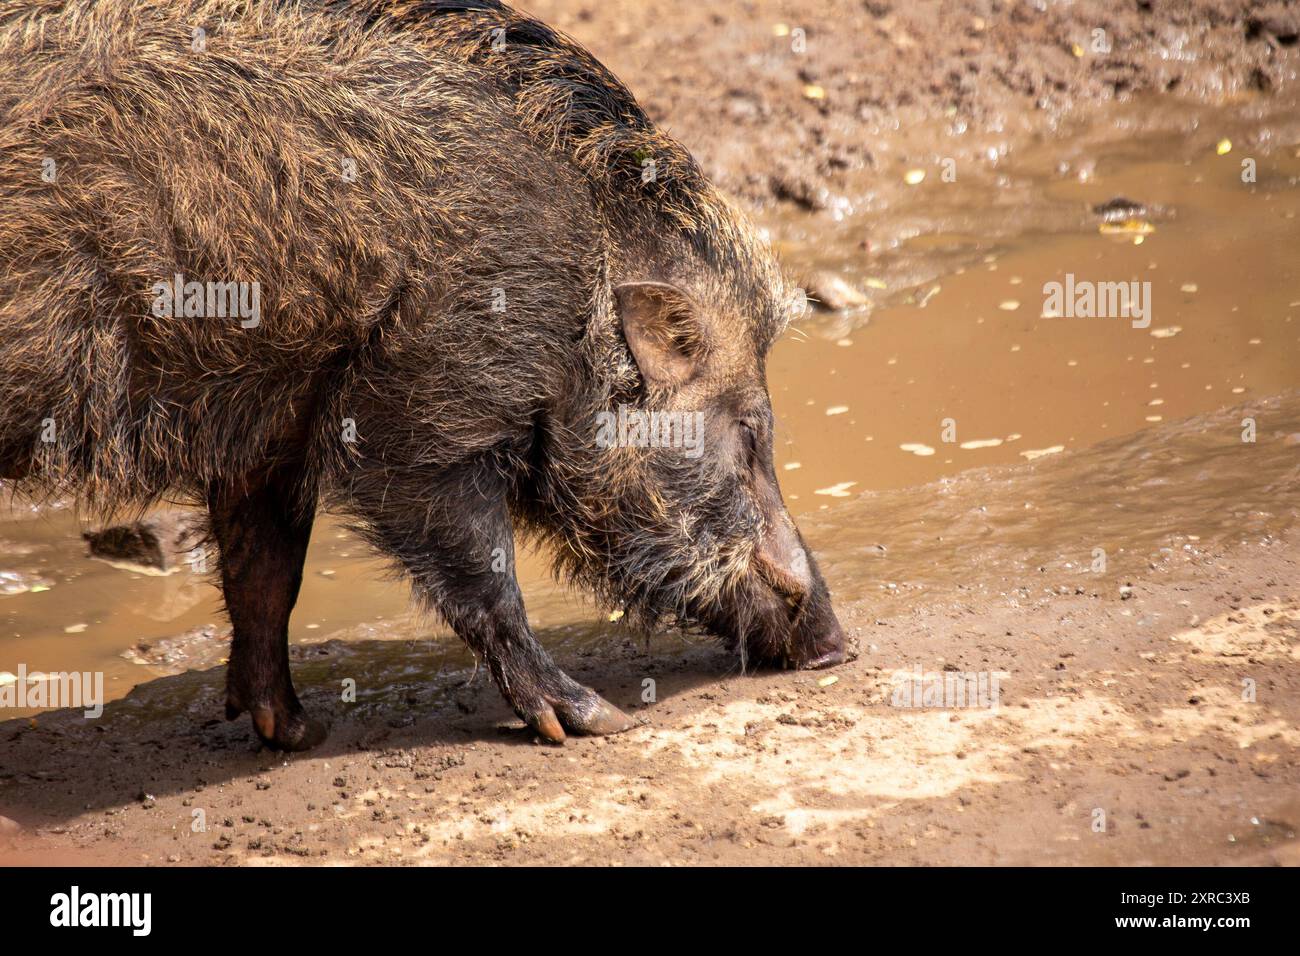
[
  {"left": 804, "top": 390, "right": 1300, "bottom": 612},
  {"left": 1, "top": 100, "right": 1298, "bottom": 718},
  {"left": 767, "top": 95, "right": 1300, "bottom": 501}
]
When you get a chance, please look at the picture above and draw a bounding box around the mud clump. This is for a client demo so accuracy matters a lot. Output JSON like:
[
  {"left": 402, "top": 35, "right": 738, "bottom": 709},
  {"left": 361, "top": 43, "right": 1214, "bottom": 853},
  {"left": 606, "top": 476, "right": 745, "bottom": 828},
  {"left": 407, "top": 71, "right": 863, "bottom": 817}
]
[
  {"left": 83, "top": 511, "right": 205, "bottom": 574},
  {"left": 121, "top": 624, "right": 231, "bottom": 675},
  {"left": 1091, "top": 196, "right": 1175, "bottom": 223},
  {"left": 1248, "top": 5, "right": 1300, "bottom": 45},
  {"left": 803, "top": 271, "right": 870, "bottom": 312}
]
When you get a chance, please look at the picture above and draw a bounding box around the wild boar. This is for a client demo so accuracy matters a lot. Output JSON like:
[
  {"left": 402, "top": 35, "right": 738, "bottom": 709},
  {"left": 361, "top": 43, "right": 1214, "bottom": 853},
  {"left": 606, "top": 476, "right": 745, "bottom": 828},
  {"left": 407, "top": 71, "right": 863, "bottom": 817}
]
[{"left": 0, "top": 0, "right": 846, "bottom": 750}]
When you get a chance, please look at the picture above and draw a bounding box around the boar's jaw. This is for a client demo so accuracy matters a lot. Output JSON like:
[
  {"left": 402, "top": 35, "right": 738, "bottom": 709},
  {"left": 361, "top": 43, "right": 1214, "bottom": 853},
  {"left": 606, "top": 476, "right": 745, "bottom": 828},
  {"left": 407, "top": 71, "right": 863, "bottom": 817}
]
[
  {"left": 787, "top": 592, "right": 847, "bottom": 670},
  {"left": 681, "top": 514, "right": 843, "bottom": 671}
]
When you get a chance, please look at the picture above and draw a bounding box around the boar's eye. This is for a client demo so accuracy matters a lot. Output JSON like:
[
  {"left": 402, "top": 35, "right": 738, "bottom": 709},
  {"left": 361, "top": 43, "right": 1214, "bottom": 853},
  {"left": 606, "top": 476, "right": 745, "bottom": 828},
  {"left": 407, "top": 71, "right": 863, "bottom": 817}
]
[{"left": 737, "top": 420, "right": 760, "bottom": 464}]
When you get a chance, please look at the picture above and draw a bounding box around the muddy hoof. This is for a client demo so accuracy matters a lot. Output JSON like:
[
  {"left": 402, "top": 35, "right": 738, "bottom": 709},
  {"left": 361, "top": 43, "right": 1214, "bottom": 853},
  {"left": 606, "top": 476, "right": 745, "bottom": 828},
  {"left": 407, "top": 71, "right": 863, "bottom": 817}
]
[
  {"left": 524, "top": 690, "right": 637, "bottom": 744},
  {"left": 250, "top": 704, "right": 328, "bottom": 752},
  {"left": 529, "top": 704, "right": 568, "bottom": 744},
  {"left": 565, "top": 693, "right": 638, "bottom": 736}
]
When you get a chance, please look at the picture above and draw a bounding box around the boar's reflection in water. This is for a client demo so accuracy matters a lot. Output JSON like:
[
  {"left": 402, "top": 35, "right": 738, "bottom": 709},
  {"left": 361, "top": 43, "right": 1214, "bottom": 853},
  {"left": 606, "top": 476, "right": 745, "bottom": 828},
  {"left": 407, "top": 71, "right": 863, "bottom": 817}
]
[{"left": 0, "top": 0, "right": 845, "bottom": 750}]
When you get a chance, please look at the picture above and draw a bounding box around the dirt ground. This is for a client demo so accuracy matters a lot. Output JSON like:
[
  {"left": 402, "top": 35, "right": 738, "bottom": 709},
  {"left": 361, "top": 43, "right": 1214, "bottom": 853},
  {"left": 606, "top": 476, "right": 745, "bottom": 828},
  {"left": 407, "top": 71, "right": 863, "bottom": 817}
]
[
  {"left": 524, "top": 0, "right": 1300, "bottom": 210},
  {"left": 1, "top": 0, "right": 1299, "bottom": 865},
  {"left": 2, "top": 395, "right": 1298, "bottom": 866}
]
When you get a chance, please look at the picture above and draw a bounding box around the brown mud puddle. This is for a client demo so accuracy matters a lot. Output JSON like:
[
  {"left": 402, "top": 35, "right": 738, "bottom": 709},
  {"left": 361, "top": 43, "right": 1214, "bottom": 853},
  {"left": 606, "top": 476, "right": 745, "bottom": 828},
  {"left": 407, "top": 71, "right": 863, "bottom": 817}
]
[{"left": 768, "top": 95, "right": 1300, "bottom": 499}]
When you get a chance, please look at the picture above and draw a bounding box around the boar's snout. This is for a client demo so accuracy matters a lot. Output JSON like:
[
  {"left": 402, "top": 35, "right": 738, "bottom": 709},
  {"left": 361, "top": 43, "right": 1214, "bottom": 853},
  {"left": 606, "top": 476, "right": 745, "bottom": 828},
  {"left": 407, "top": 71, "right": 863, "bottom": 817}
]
[
  {"left": 747, "top": 475, "right": 846, "bottom": 670},
  {"left": 752, "top": 535, "right": 845, "bottom": 670}
]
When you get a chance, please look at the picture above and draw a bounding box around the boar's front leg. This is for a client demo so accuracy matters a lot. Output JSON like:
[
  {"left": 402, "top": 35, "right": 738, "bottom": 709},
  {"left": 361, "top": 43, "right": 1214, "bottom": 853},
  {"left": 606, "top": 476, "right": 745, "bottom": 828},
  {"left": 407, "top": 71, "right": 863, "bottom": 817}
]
[
  {"left": 208, "top": 466, "right": 326, "bottom": 751},
  {"left": 365, "top": 462, "right": 635, "bottom": 743}
]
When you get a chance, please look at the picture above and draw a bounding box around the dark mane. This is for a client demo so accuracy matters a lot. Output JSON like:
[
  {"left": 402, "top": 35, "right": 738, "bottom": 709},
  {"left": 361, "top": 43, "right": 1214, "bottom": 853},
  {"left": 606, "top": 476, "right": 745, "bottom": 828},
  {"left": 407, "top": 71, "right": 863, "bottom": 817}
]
[{"left": 335, "top": 0, "right": 757, "bottom": 266}]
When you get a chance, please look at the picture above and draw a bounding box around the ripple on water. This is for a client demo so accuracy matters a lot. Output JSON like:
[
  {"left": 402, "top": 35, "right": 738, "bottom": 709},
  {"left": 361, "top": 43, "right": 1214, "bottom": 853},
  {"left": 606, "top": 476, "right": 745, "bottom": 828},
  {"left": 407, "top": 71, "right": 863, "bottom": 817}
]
[{"left": 800, "top": 394, "right": 1300, "bottom": 607}]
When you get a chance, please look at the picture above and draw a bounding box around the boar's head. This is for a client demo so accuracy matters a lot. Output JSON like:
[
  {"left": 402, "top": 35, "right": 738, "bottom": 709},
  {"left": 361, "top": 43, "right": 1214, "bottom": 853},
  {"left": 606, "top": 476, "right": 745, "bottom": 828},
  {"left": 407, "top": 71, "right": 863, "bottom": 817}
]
[
  {"left": 524, "top": 211, "right": 847, "bottom": 672},
  {"left": 359, "top": 0, "right": 844, "bottom": 670}
]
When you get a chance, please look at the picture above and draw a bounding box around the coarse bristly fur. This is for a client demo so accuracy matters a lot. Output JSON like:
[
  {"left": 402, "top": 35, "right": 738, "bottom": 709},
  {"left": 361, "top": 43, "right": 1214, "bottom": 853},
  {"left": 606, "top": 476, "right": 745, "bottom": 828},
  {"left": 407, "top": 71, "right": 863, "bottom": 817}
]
[{"left": 0, "top": 0, "right": 843, "bottom": 747}]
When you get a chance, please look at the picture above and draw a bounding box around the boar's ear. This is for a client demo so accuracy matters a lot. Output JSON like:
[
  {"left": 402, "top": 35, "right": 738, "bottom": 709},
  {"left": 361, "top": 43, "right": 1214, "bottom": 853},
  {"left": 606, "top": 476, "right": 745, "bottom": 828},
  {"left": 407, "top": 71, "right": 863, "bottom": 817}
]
[{"left": 614, "top": 281, "right": 708, "bottom": 387}]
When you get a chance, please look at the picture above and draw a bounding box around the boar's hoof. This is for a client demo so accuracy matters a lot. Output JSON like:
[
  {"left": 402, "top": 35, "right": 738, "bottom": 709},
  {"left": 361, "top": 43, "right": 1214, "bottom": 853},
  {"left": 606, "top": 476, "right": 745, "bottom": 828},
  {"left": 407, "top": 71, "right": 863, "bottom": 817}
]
[
  {"left": 244, "top": 703, "right": 329, "bottom": 752},
  {"left": 574, "top": 695, "right": 639, "bottom": 736},
  {"left": 526, "top": 691, "right": 637, "bottom": 744}
]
